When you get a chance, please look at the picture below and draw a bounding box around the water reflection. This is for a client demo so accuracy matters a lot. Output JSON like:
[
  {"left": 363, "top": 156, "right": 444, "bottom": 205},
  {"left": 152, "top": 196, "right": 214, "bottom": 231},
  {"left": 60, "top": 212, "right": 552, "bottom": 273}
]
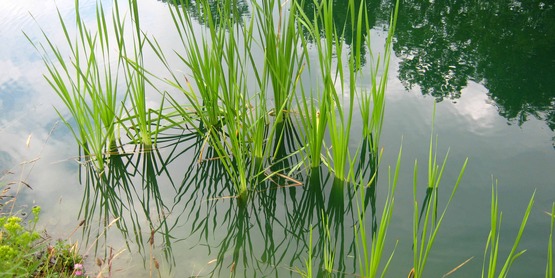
[
  {"left": 77, "top": 116, "right": 382, "bottom": 276},
  {"left": 81, "top": 130, "right": 201, "bottom": 264},
  {"left": 295, "top": 0, "right": 382, "bottom": 68},
  {"left": 159, "top": 0, "right": 250, "bottom": 27},
  {"left": 393, "top": 0, "right": 555, "bottom": 132},
  {"left": 288, "top": 0, "right": 555, "bottom": 137}
]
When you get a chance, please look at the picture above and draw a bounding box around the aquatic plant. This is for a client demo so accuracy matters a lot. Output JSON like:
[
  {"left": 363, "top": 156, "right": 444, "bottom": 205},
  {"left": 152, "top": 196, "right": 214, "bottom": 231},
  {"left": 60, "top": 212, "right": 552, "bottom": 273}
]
[
  {"left": 253, "top": 0, "right": 303, "bottom": 124},
  {"left": 359, "top": 0, "right": 398, "bottom": 154},
  {"left": 355, "top": 145, "right": 398, "bottom": 278},
  {"left": 411, "top": 104, "right": 468, "bottom": 278},
  {"left": 293, "top": 0, "right": 342, "bottom": 172},
  {"left": 28, "top": 0, "right": 165, "bottom": 174},
  {"left": 547, "top": 203, "right": 554, "bottom": 278},
  {"left": 115, "top": 0, "right": 160, "bottom": 147},
  {"left": 27, "top": 2, "right": 121, "bottom": 171},
  {"left": 481, "top": 179, "right": 535, "bottom": 278},
  {"left": 25, "top": 0, "right": 555, "bottom": 276}
]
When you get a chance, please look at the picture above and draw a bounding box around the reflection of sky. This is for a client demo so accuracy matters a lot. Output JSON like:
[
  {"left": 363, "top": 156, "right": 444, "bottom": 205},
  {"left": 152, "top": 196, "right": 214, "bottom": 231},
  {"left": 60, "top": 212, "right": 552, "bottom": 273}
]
[
  {"left": 383, "top": 51, "right": 555, "bottom": 277},
  {"left": 450, "top": 81, "right": 497, "bottom": 130},
  {"left": 0, "top": 1, "right": 67, "bottom": 165},
  {"left": 0, "top": 2, "right": 139, "bottom": 272},
  {"left": 0, "top": 1, "right": 553, "bottom": 277},
  {"left": 0, "top": 0, "right": 109, "bottom": 156}
]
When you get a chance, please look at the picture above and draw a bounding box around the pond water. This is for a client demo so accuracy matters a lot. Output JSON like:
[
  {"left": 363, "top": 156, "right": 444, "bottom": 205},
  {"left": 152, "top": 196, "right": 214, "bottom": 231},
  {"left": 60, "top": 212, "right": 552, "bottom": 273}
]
[{"left": 1, "top": 0, "right": 554, "bottom": 277}]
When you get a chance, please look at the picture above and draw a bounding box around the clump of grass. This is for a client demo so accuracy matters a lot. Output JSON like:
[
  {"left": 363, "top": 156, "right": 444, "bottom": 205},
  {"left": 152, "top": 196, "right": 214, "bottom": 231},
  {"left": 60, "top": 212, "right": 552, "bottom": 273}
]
[
  {"left": 547, "top": 203, "right": 554, "bottom": 278},
  {"left": 481, "top": 179, "right": 535, "bottom": 278},
  {"left": 294, "top": 0, "right": 340, "bottom": 172},
  {"left": 355, "top": 145, "right": 399, "bottom": 278},
  {"left": 115, "top": 0, "right": 161, "bottom": 148},
  {"left": 28, "top": 0, "right": 165, "bottom": 174},
  {"left": 27, "top": 2, "right": 122, "bottom": 172},
  {"left": 359, "top": 0, "right": 398, "bottom": 154},
  {"left": 253, "top": 0, "right": 304, "bottom": 124},
  {"left": 159, "top": 0, "right": 270, "bottom": 199},
  {"left": 293, "top": 0, "right": 398, "bottom": 181},
  {"left": 411, "top": 104, "right": 468, "bottom": 278},
  {"left": 33, "top": 0, "right": 397, "bottom": 200}
]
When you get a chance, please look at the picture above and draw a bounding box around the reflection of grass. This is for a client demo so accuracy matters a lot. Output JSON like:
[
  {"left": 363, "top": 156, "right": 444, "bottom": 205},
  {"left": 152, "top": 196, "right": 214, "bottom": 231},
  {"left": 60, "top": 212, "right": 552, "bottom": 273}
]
[
  {"left": 355, "top": 145, "right": 397, "bottom": 278},
  {"left": 27, "top": 0, "right": 553, "bottom": 277},
  {"left": 80, "top": 132, "right": 201, "bottom": 269},
  {"left": 32, "top": 0, "right": 394, "bottom": 199}
]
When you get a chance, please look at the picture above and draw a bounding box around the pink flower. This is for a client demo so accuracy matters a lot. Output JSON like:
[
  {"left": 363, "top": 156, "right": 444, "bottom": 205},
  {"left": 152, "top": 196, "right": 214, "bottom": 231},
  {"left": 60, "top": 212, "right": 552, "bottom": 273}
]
[{"left": 74, "top": 263, "right": 84, "bottom": 276}]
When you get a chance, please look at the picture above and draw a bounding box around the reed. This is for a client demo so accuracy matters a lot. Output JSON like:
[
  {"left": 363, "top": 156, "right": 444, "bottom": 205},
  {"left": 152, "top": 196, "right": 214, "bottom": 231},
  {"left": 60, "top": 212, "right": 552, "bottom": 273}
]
[
  {"left": 114, "top": 0, "right": 158, "bottom": 147},
  {"left": 293, "top": 0, "right": 333, "bottom": 170},
  {"left": 31, "top": 0, "right": 555, "bottom": 276},
  {"left": 158, "top": 0, "right": 254, "bottom": 198},
  {"left": 28, "top": 1, "right": 122, "bottom": 171},
  {"left": 481, "top": 179, "right": 535, "bottom": 278},
  {"left": 547, "top": 203, "right": 554, "bottom": 278},
  {"left": 293, "top": 0, "right": 398, "bottom": 181},
  {"left": 318, "top": 0, "right": 354, "bottom": 182},
  {"left": 252, "top": 0, "right": 303, "bottom": 124},
  {"left": 411, "top": 104, "right": 468, "bottom": 278},
  {"left": 355, "top": 145, "right": 399, "bottom": 278},
  {"left": 359, "top": 0, "right": 398, "bottom": 154},
  {"left": 293, "top": 76, "right": 329, "bottom": 170}
]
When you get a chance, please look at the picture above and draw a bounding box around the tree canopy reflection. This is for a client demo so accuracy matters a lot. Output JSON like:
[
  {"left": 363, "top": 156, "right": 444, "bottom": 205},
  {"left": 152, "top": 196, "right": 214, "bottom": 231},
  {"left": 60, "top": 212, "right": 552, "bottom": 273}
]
[
  {"left": 393, "top": 0, "right": 555, "bottom": 131},
  {"left": 293, "top": 0, "right": 555, "bottom": 133}
]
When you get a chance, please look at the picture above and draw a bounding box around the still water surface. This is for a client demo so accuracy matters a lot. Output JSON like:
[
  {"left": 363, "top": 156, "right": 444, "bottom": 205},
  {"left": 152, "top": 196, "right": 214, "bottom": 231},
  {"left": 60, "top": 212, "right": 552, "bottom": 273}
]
[{"left": 1, "top": 0, "right": 554, "bottom": 277}]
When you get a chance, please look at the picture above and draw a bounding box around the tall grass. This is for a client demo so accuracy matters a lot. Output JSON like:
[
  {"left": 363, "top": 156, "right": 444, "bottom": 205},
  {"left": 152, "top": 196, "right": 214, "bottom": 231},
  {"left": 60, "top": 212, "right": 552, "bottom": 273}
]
[
  {"left": 411, "top": 104, "right": 468, "bottom": 278},
  {"left": 156, "top": 0, "right": 259, "bottom": 198},
  {"left": 28, "top": 2, "right": 122, "bottom": 171},
  {"left": 28, "top": 0, "right": 167, "bottom": 173},
  {"left": 29, "top": 1, "right": 555, "bottom": 276},
  {"left": 355, "top": 145, "right": 400, "bottom": 278},
  {"left": 114, "top": 0, "right": 158, "bottom": 147},
  {"left": 34, "top": 0, "right": 397, "bottom": 200},
  {"left": 482, "top": 179, "right": 535, "bottom": 278},
  {"left": 547, "top": 203, "right": 554, "bottom": 278},
  {"left": 294, "top": 0, "right": 349, "bottom": 175},
  {"left": 292, "top": 0, "right": 398, "bottom": 181},
  {"left": 253, "top": 0, "right": 303, "bottom": 124},
  {"left": 359, "top": 0, "right": 398, "bottom": 154},
  {"left": 320, "top": 0, "right": 355, "bottom": 182}
]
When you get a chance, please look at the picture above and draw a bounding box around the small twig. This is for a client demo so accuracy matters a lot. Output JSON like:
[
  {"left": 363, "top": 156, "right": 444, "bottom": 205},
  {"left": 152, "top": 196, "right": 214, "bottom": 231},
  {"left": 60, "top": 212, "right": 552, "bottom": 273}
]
[{"left": 442, "top": 256, "right": 474, "bottom": 278}]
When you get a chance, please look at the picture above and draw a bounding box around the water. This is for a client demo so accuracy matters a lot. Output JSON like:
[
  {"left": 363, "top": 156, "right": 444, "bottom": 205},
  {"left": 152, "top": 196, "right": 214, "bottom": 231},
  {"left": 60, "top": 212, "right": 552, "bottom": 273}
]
[{"left": 1, "top": 0, "right": 554, "bottom": 277}]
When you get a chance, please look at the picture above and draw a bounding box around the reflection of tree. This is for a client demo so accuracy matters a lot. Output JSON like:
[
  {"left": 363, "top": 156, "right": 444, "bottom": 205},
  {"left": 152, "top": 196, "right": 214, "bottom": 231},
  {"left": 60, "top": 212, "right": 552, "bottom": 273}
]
[
  {"left": 394, "top": 0, "right": 480, "bottom": 101},
  {"left": 160, "top": 0, "right": 249, "bottom": 27},
  {"left": 393, "top": 0, "right": 555, "bottom": 130},
  {"left": 296, "top": 0, "right": 381, "bottom": 67},
  {"left": 471, "top": 1, "right": 555, "bottom": 128}
]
